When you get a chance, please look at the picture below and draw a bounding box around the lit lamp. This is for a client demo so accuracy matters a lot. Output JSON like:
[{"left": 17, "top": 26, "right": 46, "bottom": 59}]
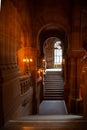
[
  {"left": 42, "top": 59, "right": 45, "bottom": 66},
  {"left": 42, "top": 59, "right": 46, "bottom": 73},
  {"left": 42, "top": 59, "right": 47, "bottom": 69},
  {"left": 23, "top": 57, "right": 33, "bottom": 75},
  {"left": 62, "top": 58, "right": 65, "bottom": 64}
]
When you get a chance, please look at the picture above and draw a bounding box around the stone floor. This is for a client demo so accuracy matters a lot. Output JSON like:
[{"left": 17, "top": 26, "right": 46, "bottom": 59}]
[
  {"left": 1, "top": 100, "right": 87, "bottom": 130},
  {"left": 1, "top": 115, "right": 87, "bottom": 130},
  {"left": 39, "top": 100, "right": 68, "bottom": 115}
]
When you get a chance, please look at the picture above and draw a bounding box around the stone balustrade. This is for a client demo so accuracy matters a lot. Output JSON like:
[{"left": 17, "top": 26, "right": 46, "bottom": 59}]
[{"left": 20, "top": 75, "right": 31, "bottom": 95}]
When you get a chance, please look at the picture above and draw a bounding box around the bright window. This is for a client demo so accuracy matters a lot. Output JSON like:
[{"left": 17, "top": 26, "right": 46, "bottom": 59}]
[
  {"left": 0, "top": 0, "right": 1, "bottom": 11},
  {"left": 54, "top": 41, "right": 62, "bottom": 68}
]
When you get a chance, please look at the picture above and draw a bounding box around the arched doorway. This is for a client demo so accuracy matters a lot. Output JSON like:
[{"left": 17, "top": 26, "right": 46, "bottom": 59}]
[
  {"left": 43, "top": 37, "right": 63, "bottom": 70},
  {"left": 54, "top": 40, "right": 62, "bottom": 69},
  {"left": 37, "top": 25, "right": 69, "bottom": 115},
  {"left": 38, "top": 25, "right": 68, "bottom": 76}
]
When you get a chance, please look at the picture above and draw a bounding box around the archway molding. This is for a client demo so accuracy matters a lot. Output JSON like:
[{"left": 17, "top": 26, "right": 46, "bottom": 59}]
[{"left": 37, "top": 23, "right": 68, "bottom": 58}]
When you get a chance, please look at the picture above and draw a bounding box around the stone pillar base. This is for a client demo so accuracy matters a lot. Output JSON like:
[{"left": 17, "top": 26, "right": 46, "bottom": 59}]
[{"left": 70, "top": 98, "right": 83, "bottom": 114}]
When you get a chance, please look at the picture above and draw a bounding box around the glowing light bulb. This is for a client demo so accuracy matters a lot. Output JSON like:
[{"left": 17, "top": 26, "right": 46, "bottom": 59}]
[{"left": 30, "top": 58, "right": 33, "bottom": 62}]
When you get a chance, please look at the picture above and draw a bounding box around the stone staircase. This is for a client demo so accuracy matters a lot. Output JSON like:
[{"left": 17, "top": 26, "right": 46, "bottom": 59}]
[
  {"left": 2, "top": 115, "right": 87, "bottom": 130},
  {"left": 43, "top": 69, "right": 64, "bottom": 100}
]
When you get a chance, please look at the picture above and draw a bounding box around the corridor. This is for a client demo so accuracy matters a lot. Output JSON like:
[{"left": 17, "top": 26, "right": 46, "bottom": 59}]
[{"left": 1, "top": 0, "right": 87, "bottom": 129}]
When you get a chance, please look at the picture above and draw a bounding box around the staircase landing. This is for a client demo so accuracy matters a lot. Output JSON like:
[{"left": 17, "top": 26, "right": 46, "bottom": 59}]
[
  {"left": 39, "top": 100, "right": 68, "bottom": 115},
  {"left": 46, "top": 68, "right": 62, "bottom": 71},
  {"left": 2, "top": 115, "right": 87, "bottom": 130}
]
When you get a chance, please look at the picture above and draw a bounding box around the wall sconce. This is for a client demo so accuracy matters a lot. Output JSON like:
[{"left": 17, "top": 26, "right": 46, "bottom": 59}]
[
  {"left": 23, "top": 58, "right": 33, "bottom": 63},
  {"left": 42, "top": 59, "right": 45, "bottom": 62},
  {"left": 23, "top": 57, "right": 33, "bottom": 75},
  {"left": 62, "top": 58, "right": 65, "bottom": 64},
  {"left": 42, "top": 59, "right": 46, "bottom": 69}
]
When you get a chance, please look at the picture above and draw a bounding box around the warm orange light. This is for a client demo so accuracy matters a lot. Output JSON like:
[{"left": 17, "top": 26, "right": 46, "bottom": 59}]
[
  {"left": 23, "top": 126, "right": 34, "bottom": 130},
  {"left": 42, "top": 59, "right": 45, "bottom": 62},
  {"left": 23, "top": 58, "right": 26, "bottom": 62},
  {"left": 30, "top": 58, "right": 33, "bottom": 62},
  {"left": 23, "top": 58, "right": 33, "bottom": 63},
  {"left": 62, "top": 58, "right": 65, "bottom": 64},
  {"left": 26, "top": 58, "right": 29, "bottom": 63}
]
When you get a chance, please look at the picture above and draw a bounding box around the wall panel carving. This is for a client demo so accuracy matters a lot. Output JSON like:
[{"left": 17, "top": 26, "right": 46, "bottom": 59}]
[{"left": 0, "top": 0, "right": 33, "bottom": 124}]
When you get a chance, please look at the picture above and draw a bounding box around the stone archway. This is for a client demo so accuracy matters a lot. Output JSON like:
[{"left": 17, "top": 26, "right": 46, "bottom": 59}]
[
  {"left": 38, "top": 25, "right": 68, "bottom": 57},
  {"left": 37, "top": 24, "right": 69, "bottom": 107},
  {"left": 37, "top": 24, "right": 68, "bottom": 79},
  {"left": 43, "top": 37, "right": 63, "bottom": 69}
]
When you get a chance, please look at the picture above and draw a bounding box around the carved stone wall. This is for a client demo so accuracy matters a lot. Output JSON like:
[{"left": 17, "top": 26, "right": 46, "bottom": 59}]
[
  {"left": 20, "top": 75, "right": 33, "bottom": 116},
  {"left": 1, "top": 0, "right": 87, "bottom": 124},
  {"left": 0, "top": 0, "right": 33, "bottom": 125},
  {"left": 80, "top": 56, "right": 87, "bottom": 117},
  {"left": 68, "top": 50, "right": 84, "bottom": 114}
]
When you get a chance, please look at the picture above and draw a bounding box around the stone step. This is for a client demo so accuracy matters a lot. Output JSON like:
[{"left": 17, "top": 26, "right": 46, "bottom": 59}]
[
  {"left": 44, "top": 90, "right": 64, "bottom": 92},
  {"left": 45, "top": 73, "right": 62, "bottom": 75},
  {"left": 44, "top": 87, "right": 64, "bottom": 90},
  {"left": 44, "top": 86, "right": 64, "bottom": 89},
  {"left": 44, "top": 85, "right": 64, "bottom": 88},
  {"left": 43, "top": 89, "right": 64, "bottom": 92},
  {"left": 43, "top": 93, "right": 64, "bottom": 96},
  {"left": 43, "top": 70, "right": 64, "bottom": 100},
  {"left": 44, "top": 91, "right": 64, "bottom": 94},
  {"left": 44, "top": 79, "right": 63, "bottom": 82},
  {"left": 43, "top": 91, "right": 64, "bottom": 94},
  {"left": 45, "top": 73, "right": 63, "bottom": 76},
  {"left": 45, "top": 76, "right": 63, "bottom": 78},
  {"left": 44, "top": 79, "right": 63, "bottom": 81},
  {"left": 43, "top": 91, "right": 64, "bottom": 98},
  {"left": 45, "top": 82, "right": 63, "bottom": 84},
  {"left": 44, "top": 85, "right": 64, "bottom": 87},
  {"left": 44, "top": 94, "right": 64, "bottom": 97},
  {"left": 43, "top": 96, "right": 64, "bottom": 100},
  {"left": 44, "top": 86, "right": 64, "bottom": 88},
  {"left": 44, "top": 79, "right": 64, "bottom": 82},
  {"left": 3, "top": 115, "right": 86, "bottom": 130},
  {"left": 44, "top": 94, "right": 64, "bottom": 99},
  {"left": 44, "top": 82, "right": 64, "bottom": 85},
  {"left": 45, "top": 86, "right": 63, "bottom": 88},
  {"left": 46, "top": 72, "right": 62, "bottom": 75},
  {"left": 45, "top": 75, "right": 63, "bottom": 77}
]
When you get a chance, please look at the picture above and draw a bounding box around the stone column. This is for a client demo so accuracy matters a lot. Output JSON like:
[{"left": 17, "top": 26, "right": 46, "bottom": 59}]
[
  {"left": 83, "top": 67, "right": 87, "bottom": 117},
  {"left": 69, "top": 50, "right": 84, "bottom": 114},
  {"left": 23, "top": 47, "right": 38, "bottom": 114},
  {"left": 31, "top": 49, "right": 38, "bottom": 114}
]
